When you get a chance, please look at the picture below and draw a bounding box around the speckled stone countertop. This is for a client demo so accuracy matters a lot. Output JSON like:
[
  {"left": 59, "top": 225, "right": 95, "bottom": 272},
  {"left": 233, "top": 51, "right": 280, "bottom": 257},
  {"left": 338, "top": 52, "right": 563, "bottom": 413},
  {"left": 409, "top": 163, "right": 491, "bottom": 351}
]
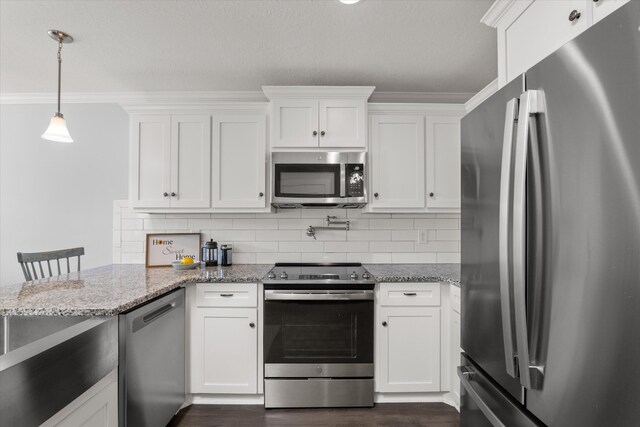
[
  {"left": 364, "top": 264, "right": 460, "bottom": 287},
  {"left": 0, "top": 264, "right": 273, "bottom": 317}
]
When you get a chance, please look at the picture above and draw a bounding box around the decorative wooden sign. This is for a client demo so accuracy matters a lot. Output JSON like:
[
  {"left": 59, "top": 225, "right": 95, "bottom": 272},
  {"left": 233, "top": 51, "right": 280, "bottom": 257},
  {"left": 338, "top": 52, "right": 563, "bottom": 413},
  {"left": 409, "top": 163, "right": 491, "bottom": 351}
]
[{"left": 145, "top": 233, "right": 201, "bottom": 267}]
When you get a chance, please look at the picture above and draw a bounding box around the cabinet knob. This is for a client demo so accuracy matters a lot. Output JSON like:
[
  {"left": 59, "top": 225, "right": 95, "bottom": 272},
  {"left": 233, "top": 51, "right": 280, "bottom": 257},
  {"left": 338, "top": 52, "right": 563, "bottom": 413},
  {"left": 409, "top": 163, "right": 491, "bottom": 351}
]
[
  {"left": 374, "top": 192, "right": 379, "bottom": 198},
  {"left": 429, "top": 192, "right": 435, "bottom": 197},
  {"left": 259, "top": 192, "right": 264, "bottom": 197},
  {"left": 592, "top": 0, "right": 600, "bottom": 3},
  {"left": 382, "top": 321, "right": 388, "bottom": 327},
  {"left": 313, "top": 131, "right": 318, "bottom": 136},
  {"left": 320, "top": 131, "right": 326, "bottom": 136},
  {"left": 171, "top": 192, "right": 176, "bottom": 197},
  {"left": 568, "top": 9, "right": 581, "bottom": 21},
  {"left": 249, "top": 322, "right": 256, "bottom": 328},
  {"left": 163, "top": 192, "right": 169, "bottom": 197}
]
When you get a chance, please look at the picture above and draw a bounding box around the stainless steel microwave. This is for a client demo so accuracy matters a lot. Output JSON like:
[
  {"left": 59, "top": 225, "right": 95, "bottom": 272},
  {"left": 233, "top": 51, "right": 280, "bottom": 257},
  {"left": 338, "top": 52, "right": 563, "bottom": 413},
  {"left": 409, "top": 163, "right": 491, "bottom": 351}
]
[{"left": 271, "top": 152, "right": 367, "bottom": 208}]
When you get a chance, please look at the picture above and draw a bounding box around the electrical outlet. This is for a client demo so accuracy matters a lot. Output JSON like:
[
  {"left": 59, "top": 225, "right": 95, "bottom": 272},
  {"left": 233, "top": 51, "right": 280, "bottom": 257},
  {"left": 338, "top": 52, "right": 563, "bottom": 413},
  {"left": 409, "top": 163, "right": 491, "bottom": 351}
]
[{"left": 418, "top": 229, "right": 429, "bottom": 244}]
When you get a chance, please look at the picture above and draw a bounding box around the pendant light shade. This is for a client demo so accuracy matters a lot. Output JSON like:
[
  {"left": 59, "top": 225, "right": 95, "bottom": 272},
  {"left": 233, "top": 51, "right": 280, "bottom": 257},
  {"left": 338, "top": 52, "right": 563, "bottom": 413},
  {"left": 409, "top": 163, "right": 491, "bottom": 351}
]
[
  {"left": 42, "top": 30, "right": 74, "bottom": 143},
  {"left": 42, "top": 113, "right": 73, "bottom": 143}
]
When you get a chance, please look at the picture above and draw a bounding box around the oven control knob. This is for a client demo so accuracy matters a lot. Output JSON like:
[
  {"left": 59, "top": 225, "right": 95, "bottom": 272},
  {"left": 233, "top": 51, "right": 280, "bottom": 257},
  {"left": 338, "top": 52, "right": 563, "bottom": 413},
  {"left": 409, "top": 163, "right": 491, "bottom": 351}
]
[
  {"left": 316, "top": 366, "right": 323, "bottom": 374},
  {"left": 362, "top": 272, "right": 371, "bottom": 280},
  {"left": 267, "top": 271, "right": 276, "bottom": 279},
  {"left": 280, "top": 271, "right": 288, "bottom": 280},
  {"left": 350, "top": 271, "right": 358, "bottom": 280}
]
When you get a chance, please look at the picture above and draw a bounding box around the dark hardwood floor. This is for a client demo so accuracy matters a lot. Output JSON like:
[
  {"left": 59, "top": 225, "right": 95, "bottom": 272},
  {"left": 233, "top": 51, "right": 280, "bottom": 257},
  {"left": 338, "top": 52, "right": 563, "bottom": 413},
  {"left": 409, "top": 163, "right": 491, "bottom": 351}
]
[{"left": 167, "top": 403, "right": 459, "bottom": 427}]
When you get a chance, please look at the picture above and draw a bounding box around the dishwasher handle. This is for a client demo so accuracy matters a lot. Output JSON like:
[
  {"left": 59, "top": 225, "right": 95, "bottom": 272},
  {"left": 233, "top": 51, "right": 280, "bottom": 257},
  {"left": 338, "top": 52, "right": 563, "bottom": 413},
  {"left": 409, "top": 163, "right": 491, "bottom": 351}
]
[{"left": 132, "top": 291, "right": 184, "bottom": 333}]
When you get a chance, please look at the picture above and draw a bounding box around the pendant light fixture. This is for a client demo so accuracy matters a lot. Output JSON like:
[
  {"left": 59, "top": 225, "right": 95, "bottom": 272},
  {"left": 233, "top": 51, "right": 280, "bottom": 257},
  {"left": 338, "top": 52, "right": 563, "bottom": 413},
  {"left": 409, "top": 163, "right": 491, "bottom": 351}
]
[{"left": 42, "top": 30, "right": 74, "bottom": 143}]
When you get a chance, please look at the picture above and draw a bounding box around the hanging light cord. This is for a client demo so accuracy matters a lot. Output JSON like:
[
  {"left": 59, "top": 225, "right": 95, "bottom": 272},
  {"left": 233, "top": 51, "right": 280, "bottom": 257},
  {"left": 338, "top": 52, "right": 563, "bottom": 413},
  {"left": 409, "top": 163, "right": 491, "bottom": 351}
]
[{"left": 56, "top": 38, "right": 63, "bottom": 116}]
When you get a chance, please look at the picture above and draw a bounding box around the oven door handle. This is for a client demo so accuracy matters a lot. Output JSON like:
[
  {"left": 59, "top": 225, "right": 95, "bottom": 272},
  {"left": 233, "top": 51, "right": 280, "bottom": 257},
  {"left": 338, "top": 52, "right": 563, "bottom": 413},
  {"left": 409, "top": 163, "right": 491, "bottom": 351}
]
[{"left": 264, "top": 290, "right": 374, "bottom": 301}]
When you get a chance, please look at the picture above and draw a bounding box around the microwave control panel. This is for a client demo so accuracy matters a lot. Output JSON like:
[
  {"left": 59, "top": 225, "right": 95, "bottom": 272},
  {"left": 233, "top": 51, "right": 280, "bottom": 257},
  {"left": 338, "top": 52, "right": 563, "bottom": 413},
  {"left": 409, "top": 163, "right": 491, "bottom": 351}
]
[{"left": 346, "top": 164, "right": 365, "bottom": 197}]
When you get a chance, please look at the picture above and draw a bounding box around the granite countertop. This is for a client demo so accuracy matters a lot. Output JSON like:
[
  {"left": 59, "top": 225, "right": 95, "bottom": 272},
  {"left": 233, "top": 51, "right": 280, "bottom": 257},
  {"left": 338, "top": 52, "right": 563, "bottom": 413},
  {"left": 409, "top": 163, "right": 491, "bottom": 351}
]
[
  {"left": 0, "top": 263, "right": 460, "bottom": 317},
  {"left": 0, "top": 264, "right": 273, "bottom": 317},
  {"left": 364, "top": 263, "right": 460, "bottom": 287}
]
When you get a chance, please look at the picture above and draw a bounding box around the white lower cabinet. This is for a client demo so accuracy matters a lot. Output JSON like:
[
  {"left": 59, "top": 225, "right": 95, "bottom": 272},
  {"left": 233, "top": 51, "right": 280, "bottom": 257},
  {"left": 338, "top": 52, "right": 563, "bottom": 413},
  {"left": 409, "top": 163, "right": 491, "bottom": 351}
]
[
  {"left": 189, "top": 283, "right": 259, "bottom": 395},
  {"left": 450, "top": 310, "right": 461, "bottom": 405},
  {"left": 376, "top": 283, "right": 442, "bottom": 393}
]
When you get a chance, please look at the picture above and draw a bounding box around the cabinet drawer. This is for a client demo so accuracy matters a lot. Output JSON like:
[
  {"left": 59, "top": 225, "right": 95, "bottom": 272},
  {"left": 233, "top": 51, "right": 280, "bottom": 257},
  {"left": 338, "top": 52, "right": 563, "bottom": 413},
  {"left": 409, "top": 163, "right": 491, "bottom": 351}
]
[
  {"left": 195, "top": 283, "right": 257, "bottom": 308},
  {"left": 378, "top": 283, "right": 441, "bottom": 307},
  {"left": 451, "top": 285, "right": 461, "bottom": 314}
]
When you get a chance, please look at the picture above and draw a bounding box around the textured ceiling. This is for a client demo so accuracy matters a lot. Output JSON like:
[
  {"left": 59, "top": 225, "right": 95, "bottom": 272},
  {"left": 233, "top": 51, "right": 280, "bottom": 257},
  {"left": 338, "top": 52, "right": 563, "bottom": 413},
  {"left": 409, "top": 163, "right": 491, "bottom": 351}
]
[{"left": 0, "top": 0, "right": 497, "bottom": 95}]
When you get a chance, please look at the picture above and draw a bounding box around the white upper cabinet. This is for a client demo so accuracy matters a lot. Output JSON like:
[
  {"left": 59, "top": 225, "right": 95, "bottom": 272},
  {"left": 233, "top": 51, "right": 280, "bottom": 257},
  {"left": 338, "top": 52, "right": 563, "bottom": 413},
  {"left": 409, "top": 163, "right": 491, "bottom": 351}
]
[
  {"left": 483, "top": 0, "right": 629, "bottom": 87},
  {"left": 369, "top": 114, "right": 425, "bottom": 209},
  {"left": 130, "top": 115, "right": 172, "bottom": 208},
  {"left": 211, "top": 114, "right": 267, "bottom": 209},
  {"left": 130, "top": 115, "right": 211, "bottom": 209},
  {"left": 263, "top": 86, "right": 374, "bottom": 149},
  {"left": 271, "top": 99, "right": 319, "bottom": 148},
  {"left": 426, "top": 116, "right": 461, "bottom": 210},
  {"left": 171, "top": 115, "right": 212, "bottom": 208}
]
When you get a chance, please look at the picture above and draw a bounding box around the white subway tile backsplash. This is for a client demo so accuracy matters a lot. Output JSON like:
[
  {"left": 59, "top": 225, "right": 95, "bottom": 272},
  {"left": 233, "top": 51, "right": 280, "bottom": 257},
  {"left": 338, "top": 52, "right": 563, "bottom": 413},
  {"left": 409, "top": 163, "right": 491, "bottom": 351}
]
[
  {"left": 279, "top": 241, "right": 325, "bottom": 253},
  {"left": 188, "top": 219, "right": 233, "bottom": 230},
  {"left": 143, "top": 218, "right": 189, "bottom": 230},
  {"left": 324, "top": 241, "right": 369, "bottom": 253},
  {"left": 113, "top": 200, "right": 459, "bottom": 266},
  {"left": 233, "top": 219, "right": 278, "bottom": 230}
]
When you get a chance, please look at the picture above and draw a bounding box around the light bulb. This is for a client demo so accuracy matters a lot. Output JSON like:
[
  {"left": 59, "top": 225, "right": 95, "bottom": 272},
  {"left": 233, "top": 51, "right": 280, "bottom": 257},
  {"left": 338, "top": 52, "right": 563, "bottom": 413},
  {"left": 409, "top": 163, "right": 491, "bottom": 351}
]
[{"left": 339, "top": 0, "right": 362, "bottom": 4}]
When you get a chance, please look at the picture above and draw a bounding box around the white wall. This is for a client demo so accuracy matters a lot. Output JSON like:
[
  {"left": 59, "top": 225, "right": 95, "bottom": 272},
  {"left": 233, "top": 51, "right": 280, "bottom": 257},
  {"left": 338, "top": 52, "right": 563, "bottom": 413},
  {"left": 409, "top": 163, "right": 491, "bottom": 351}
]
[
  {"left": 0, "top": 103, "right": 128, "bottom": 286},
  {"left": 114, "top": 201, "right": 460, "bottom": 265}
]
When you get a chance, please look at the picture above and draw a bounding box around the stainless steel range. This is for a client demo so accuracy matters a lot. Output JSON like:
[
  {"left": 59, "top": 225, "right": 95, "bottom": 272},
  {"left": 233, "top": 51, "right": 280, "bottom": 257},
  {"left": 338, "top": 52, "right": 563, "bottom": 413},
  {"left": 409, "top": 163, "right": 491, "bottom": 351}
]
[{"left": 262, "top": 263, "right": 375, "bottom": 408}]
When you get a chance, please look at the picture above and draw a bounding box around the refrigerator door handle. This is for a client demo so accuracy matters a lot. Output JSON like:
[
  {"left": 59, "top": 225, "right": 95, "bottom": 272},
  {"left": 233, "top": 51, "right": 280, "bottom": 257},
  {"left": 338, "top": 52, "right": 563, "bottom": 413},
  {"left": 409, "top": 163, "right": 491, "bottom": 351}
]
[
  {"left": 513, "top": 90, "right": 545, "bottom": 390},
  {"left": 498, "top": 98, "right": 519, "bottom": 378},
  {"left": 458, "top": 366, "right": 506, "bottom": 427}
]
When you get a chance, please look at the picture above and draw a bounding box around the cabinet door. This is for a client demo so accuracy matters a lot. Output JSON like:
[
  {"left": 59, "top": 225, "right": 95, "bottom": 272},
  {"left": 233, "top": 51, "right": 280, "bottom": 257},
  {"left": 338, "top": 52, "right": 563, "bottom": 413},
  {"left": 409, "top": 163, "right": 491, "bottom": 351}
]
[
  {"left": 377, "top": 306, "right": 441, "bottom": 392},
  {"left": 426, "top": 116, "right": 461, "bottom": 210},
  {"left": 505, "top": 0, "right": 588, "bottom": 83},
  {"left": 592, "top": 0, "right": 629, "bottom": 23},
  {"left": 451, "top": 310, "right": 461, "bottom": 406},
  {"left": 271, "top": 99, "right": 318, "bottom": 148},
  {"left": 318, "top": 100, "right": 366, "bottom": 148},
  {"left": 370, "top": 115, "right": 425, "bottom": 209},
  {"left": 211, "top": 115, "right": 267, "bottom": 208},
  {"left": 191, "top": 307, "right": 258, "bottom": 394},
  {"left": 129, "top": 115, "right": 171, "bottom": 208},
  {"left": 170, "top": 115, "right": 211, "bottom": 208}
]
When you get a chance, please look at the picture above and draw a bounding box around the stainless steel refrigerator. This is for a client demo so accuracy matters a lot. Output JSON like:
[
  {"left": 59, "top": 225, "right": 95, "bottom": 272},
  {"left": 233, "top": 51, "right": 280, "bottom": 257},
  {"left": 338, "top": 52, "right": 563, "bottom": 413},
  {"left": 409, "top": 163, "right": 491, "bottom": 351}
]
[{"left": 460, "top": 3, "right": 640, "bottom": 426}]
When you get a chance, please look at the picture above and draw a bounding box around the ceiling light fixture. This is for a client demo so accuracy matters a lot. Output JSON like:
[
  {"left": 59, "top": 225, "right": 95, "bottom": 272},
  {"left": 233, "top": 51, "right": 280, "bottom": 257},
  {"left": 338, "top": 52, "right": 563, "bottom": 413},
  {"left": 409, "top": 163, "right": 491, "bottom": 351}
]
[
  {"left": 42, "top": 30, "right": 74, "bottom": 143},
  {"left": 339, "top": 0, "right": 362, "bottom": 4}
]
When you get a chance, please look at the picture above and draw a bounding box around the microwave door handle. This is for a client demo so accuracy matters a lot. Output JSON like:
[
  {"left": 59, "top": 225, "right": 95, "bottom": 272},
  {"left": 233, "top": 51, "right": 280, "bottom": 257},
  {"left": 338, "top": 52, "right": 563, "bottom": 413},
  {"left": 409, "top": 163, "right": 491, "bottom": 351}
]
[{"left": 340, "top": 163, "right": 346, "bottom": 197}]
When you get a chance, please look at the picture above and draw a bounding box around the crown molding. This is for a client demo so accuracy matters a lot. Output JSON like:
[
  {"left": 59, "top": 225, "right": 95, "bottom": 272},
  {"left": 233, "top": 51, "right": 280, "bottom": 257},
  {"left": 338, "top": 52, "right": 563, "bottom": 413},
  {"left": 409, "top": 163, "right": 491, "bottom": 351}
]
[
  {"left": 262, "top": 86, "right": 375, "bottom": 100},
  {"left": 480, "top": 0, "right": 533, "bottom": 28},
  {"left": 0, "top": 91, "right": 269, "bottom": 105},
  {"left": 464, "top": 78, "right": 499, "bottom": 113},
  {"left": 1, "top": 89, "right": 472, "bottom": 108}
]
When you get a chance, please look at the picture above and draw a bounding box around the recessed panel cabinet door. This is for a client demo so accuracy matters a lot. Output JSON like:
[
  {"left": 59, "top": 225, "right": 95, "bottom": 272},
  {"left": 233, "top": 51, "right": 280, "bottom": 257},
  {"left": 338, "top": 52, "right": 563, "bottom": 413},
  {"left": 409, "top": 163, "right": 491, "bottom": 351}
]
[
  {"left": 211, "top": 115, "right": 267, "bottom": 208},
  {"left": 319, "top": 100, "right": 366, "bottom": 148},
  {"left": 191, "top": 308, "right": 258, "bottom": 394},
  {"left": 170, "top": 115, "right": 211, "bottom": 208},
  {"left": 377, "top": 306, "right": 441, "bottom": 392},
  {"left": 592, "top": 0, "right": 629, "bottom": 23},
  {"left": 271, "top": 99, "right": 319, "bottom": 148},
  {"left": 130, "top": 115, "right": 172, "bottom": 208},
  {"left": 426, "top": 116, "right": 461, "bottom": 210},
  {"left": 370, "top": 115, "right": 425, "bottom": 209}
]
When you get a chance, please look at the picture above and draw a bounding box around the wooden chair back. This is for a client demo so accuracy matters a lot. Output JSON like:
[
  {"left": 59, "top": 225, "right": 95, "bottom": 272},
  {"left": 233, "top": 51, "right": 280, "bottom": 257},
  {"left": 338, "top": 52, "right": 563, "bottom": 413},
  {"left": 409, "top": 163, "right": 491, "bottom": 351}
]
[{"left": 17, "top": 247, "right": 85, "bottom": 281}]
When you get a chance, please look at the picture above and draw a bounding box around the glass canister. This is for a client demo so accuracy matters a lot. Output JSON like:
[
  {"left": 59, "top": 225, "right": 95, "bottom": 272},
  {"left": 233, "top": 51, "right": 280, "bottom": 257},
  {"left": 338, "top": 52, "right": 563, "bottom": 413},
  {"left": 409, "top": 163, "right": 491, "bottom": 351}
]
[{"left": 201, "top": 239, "right": 218, "bottom": 266}]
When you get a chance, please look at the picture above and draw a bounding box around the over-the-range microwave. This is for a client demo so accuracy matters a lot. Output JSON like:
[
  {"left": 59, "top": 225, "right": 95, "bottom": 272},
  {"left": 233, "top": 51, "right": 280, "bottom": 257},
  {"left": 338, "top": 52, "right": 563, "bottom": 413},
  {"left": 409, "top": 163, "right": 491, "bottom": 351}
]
[{"left": 271, "top": 152, "right": 367, "bottom": 208}]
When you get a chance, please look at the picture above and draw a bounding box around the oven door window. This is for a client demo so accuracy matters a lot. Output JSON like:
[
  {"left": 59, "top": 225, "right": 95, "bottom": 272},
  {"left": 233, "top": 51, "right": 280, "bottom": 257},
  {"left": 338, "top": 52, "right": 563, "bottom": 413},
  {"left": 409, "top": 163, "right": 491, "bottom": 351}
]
[
  {"left": 264, "top": 300, "right": 373, "bottom": 364},
  {"left": 274, "top": 164, "right": 340, "bottom": 198}
]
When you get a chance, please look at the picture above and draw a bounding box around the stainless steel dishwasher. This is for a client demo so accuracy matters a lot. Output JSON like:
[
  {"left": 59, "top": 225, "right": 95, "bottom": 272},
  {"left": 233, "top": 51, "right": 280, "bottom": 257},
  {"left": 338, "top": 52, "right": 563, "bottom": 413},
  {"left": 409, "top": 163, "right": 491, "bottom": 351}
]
[{"left": 119, "top": 288, "right": 185, "bottom": 427}]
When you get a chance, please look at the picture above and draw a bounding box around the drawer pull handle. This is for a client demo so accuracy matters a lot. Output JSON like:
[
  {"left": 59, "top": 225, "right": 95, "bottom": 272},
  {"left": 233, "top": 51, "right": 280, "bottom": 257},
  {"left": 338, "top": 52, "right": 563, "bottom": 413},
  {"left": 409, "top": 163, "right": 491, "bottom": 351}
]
[
  {"left": 220, "top": 293, "right": 234, "bottom": 297},
  {"left": 403, "top": 292, "right": 417, "bottom": 296}
]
